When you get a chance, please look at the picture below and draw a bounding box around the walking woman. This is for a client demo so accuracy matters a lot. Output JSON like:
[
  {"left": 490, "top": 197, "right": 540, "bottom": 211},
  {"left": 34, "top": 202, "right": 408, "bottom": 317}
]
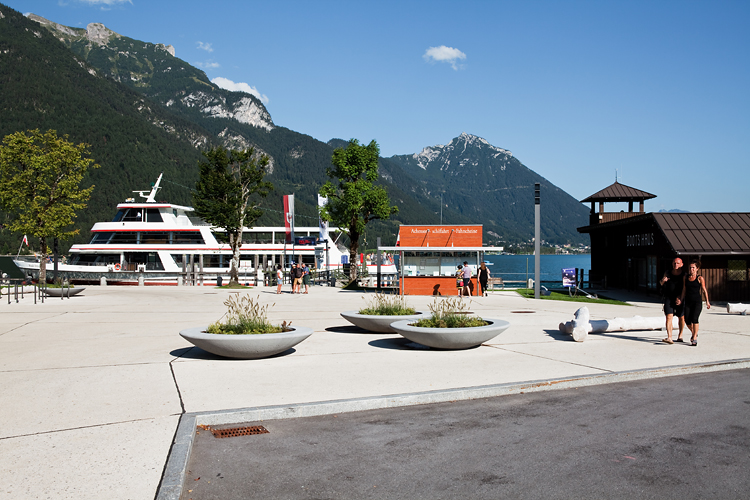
[
  {"left": 680, "top": 259, "right": 711, "bottom": 346},
  {"left": 478, "top": 262, "right": 490, "bottom": 297},
  {"left": 275, "top": 265, "right": 283, "bottom": 294}
]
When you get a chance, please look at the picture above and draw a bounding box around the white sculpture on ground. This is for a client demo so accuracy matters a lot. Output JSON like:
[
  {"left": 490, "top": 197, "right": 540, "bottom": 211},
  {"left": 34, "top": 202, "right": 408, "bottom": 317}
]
[
  {"left": 559, "top": 306, "right": 678, "bottom": 342},
  {"left": 727, "top": 303, "right": 749, "bottom": 315}
]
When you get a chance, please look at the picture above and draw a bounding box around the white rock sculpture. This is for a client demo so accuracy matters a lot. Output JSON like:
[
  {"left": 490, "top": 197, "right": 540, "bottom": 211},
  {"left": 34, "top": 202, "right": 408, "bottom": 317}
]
[
  {"left": 727, "top": 303, "right": 749, "bottom": 315},
  {"left": 559, "top": 306, "right": 678, "bottom": 342}
]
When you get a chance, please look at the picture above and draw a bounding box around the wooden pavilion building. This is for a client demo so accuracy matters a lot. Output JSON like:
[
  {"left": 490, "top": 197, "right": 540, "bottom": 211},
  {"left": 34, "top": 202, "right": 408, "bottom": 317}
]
[{"left": 578, "top": 181, "right": 750, "bottom": 302}]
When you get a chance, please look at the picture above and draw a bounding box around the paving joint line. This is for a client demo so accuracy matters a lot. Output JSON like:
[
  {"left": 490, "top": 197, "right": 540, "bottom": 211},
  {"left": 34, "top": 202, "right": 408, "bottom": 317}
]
[
  {"left": 155, "top": 357, "right": 750, "bottom": 500},
  {"left": 0, "top": 414, "right": 181, "bottom": 441},
  {"left": 487, "top": 344, "right": 617, "bottom": 373}
]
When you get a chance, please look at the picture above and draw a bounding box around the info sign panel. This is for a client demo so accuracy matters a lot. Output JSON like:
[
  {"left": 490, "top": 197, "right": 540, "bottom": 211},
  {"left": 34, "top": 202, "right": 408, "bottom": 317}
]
[{"left": 562, "top": 268, "right": 576, "bottom": 288}]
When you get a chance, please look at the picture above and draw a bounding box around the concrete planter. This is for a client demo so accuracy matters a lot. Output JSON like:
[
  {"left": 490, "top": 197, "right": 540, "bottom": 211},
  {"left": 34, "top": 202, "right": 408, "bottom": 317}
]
[
  {"left": 41, "top": 287, "right": 85, "bottom": 297},
  {"left": 340, "top": 311, "right": 428, "bottom": 333},
  {"left": 179, "top": 326, "right": 313, "bottom": 359},
  {"left": 389, "top": 318, "right": 510, "bottom": 350}
]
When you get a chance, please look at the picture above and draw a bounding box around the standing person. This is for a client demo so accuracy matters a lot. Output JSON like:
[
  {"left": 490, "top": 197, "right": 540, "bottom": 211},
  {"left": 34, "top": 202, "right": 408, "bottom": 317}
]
[
  {"left": 660, "top": 257, "right": 686, "bottom": 344},
  {"left": 302, "top": 262, "right": 311, "bottom": 294},
  {"left": 680, "top": 259, "right": 711, "bottom": 347},
  {"left": 292, "top": 262, "right": 304, "bottom": 294},
  {"left": 275, "top": 264, "right": 283, "bottom": 294},
  {"left": 462, "top": 261, "right": 472, "bottom": 296},
  {"left": 478, "top": 262, "right": 490, "bottom": 297},
  {"left": 455, "top": 265, "right": 464, "bottom": 297}
]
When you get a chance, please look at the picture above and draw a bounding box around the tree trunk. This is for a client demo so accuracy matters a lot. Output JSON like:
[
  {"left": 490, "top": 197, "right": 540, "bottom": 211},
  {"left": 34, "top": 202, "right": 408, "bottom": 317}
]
[
  {"left": 348, "top": 228, "right": 359, "bottom": 283},
  {"left": 39, "top": 237, "right": 48, "bottom": 284},
  {"left": 229, "top": 233, "right": 240, "bottom": 285}
]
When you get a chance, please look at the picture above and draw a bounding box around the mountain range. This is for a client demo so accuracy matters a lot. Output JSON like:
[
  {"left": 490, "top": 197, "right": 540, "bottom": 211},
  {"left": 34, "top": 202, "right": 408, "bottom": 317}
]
[{"left": 0, "top": 4, "right": 590, "bottom": 253}]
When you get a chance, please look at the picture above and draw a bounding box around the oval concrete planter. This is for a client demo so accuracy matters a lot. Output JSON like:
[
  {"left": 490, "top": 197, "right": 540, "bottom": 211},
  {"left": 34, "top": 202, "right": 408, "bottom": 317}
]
[
  {"left": 340, "top": 311, "right": 428, "bottom": 333},
  {"left": 42, "top": 287, "right": 85, "bottom": 297},
  {"left": 389, "top": 318, "right": 510, "bottom": 350},
  {"left": 179, "top": 326, "right": 313, "bottom": 359}
]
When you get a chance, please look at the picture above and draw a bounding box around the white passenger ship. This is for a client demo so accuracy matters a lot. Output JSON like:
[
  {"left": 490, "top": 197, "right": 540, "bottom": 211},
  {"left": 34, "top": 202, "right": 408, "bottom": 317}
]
[{"left": 14, "top": 175, "right": 397, "bottom": 286}]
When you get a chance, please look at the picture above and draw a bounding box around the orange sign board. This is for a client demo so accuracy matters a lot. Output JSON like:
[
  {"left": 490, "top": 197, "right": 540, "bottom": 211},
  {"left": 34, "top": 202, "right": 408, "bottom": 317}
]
[{"left": 398, "top": 225, "right": 482, "bottom": 247}]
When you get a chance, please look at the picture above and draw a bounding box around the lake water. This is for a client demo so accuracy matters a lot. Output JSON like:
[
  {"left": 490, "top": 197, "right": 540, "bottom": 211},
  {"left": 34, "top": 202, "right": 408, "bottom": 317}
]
[{"left": 482, "top": 254, "right": 591, "bottom": 287}]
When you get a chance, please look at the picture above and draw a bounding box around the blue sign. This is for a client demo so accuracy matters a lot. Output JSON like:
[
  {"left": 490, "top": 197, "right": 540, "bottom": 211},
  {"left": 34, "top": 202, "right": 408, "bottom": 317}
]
[{"left": 562, "top": 268, "right": 576, "bottom": 288}]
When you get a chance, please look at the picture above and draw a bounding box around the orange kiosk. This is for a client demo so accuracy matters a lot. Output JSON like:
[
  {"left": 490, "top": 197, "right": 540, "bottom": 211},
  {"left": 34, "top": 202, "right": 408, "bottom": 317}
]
[{"left": 378, "top": 225, "right": 504, "bottom": 296}]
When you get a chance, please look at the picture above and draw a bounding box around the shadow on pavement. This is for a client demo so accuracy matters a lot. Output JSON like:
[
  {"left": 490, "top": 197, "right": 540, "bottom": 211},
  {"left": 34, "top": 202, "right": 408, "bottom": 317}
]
[
  {"left": 169, "top": 347, "right": 297, "bottom": 360},
  {"left": 542, "top": 328, "right": 574, "bottom": 341},
  {"left": 325, "top": 325, "right": 373, "bottom": 334},
  {"left": 368, "top": 337, "right": 412, "bottom": 350}
]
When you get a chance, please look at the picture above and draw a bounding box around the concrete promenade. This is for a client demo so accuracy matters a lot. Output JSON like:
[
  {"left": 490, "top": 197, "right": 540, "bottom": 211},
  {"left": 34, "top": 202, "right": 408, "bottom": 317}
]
[{"left": 1, "top": 284, "right": 749, "bottom": 499}]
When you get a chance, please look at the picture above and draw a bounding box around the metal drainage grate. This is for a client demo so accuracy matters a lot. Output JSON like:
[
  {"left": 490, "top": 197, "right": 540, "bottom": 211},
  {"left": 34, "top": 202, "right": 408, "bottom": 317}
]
[
  {"left": 210, "top": 425, "right": 269, "bottom": 438},
  {"left": 511, "top": 310, "right": 536, "bottom": 314}
]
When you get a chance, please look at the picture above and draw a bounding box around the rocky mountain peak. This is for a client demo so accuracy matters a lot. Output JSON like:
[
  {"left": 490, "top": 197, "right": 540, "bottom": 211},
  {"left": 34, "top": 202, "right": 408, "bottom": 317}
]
[
  {"left": 409, "top": 133, "right": 512, "bottom": 170},
  {"left": 85, "top": 22, "right": 118, "bottom": 44}
]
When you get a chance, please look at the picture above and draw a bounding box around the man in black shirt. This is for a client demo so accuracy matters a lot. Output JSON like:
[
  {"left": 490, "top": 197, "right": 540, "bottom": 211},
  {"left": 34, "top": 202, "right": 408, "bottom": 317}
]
[{"left": 660, "top": 257, "right": 686, "bottom": 344}]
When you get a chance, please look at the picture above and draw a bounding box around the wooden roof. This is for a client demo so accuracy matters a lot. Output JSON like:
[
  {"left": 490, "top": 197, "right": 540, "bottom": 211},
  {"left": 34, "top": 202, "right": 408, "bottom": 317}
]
[
  {"left": 654, "top": 213, "right": 750, "bottom": 255},
  {"left": 581, "top": 182, "right": 656, "bottom": 203}
]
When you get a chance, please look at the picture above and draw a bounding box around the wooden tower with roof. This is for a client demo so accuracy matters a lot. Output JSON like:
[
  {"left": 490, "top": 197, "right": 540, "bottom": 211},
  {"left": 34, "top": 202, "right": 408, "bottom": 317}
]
[{"left": 581, "top": 181, "right": 656, "bottom": 226}]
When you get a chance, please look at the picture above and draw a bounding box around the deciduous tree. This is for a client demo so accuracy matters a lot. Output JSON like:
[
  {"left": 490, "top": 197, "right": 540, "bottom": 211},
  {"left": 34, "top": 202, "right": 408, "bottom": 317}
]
[
  {"left": 319, "top": 139, "right": 398, "bottom": 282},
  {"left": 0, "top": 129, "right": 98, "bottom": 283},
  {"left": 193, "top": 146, "right": 272, "bottom": 285}
]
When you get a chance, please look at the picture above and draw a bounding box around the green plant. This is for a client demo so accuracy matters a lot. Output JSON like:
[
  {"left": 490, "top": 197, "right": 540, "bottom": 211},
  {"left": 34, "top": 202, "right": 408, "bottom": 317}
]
[
  {"left": 358, "top": 292, "right": 416, "bottom": 316},
  {"left": 206, "top": 294, "right": 291, "bottom": 335},
  {"left": 515, "top": 289, "right": 630, "bottom": 306},
  {"left": 413, "top": 297, "right": 488, "bottom": 328}
]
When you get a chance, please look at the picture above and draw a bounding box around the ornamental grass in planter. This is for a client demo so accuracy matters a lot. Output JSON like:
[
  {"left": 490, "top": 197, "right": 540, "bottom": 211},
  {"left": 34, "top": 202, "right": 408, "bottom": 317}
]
[
  {"left": 180, "top": 295, "right": 312, "bottom": 359},
  {"left": 341, "top": 293, "right": 425, "bottom": 333},
  {"left": 390, "top": 297, "right": 509, "bottom": 350},
  {"left": 207, "top": 294, "right": 291, "bottom": 334},
  {"left": 412, "top": 297, "right": 488, "bottom": 328},
  {"left": 358, "top": 293, "right": 416, "bottom": 316}
]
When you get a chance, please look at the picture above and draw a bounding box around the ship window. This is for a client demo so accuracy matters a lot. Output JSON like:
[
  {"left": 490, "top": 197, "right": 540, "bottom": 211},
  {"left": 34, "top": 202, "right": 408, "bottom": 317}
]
[
  {"left": 110, "top": 232, "right": 139, "bottom": 244},
  {"left": 140, "top": 231, "right": 169, "bottom": 244},
  {"left": 112, "top": 210, "right": 125, "bottom": 222},
  {"left": 90, "top": 232, "right": 114, "bottom": 244},
  {"left": 242, "top": 232, "right": 273, "bottom": 244},
  {"left": 69, "top": 254, "right": 120, "bottom": 266},
  {"left": 172, "top": 231, "right": 205, "bottom": 244},
  {"left": 146, "top": 209, "right": 163, "bottom": 223},
  {"left": 122, "top": 252, "right": 164, "bottom": 270},
  {"left": 203, "top": 255, "right": 232, "bottom": 268},
  {"left": 122, "top": 209, "right": 143, "bottom": 221}
]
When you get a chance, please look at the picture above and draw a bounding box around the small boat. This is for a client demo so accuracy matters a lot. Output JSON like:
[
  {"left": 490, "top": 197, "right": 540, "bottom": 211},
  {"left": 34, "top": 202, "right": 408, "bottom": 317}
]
[{"left": 14, "top": 175, "right": 398, "bottom": 286}]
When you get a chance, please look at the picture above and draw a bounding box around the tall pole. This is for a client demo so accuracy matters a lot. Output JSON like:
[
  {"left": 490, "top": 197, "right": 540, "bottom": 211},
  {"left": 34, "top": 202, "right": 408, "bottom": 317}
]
[
  {"left": 376, "top": 237, "right": 382, "bottom": 290},
  {"left": 534, "top": 183, "right": 541, "bottom": 300}
]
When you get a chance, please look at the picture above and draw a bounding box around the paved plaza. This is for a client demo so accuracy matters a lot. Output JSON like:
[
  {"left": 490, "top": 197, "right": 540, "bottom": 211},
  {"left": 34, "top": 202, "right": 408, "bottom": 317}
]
[{"left": 1, "top": 284, "right": 749, "bottom": 499}]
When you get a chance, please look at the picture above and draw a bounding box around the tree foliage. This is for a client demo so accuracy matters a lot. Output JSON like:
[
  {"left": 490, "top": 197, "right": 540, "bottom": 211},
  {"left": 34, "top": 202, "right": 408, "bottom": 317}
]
[
  {"left": 193, "top": 146, "right": 273, "bottom": 284},
  {"left": 319, "top": 139, "right": 398, "bottom": 281},
  {"left": 0, "top": 129, "right": 99, "bottom": 282}
]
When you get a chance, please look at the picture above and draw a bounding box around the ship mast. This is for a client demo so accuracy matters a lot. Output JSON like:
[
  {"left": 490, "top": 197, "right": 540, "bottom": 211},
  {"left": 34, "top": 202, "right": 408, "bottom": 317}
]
[{"left": 133, "top": 173, "right": 163, "bottom": 203}]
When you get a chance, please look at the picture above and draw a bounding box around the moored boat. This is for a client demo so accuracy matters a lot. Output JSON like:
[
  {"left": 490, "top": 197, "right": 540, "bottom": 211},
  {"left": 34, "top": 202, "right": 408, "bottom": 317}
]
[{"left": 14, "top": 175, "right": 398, "bottom": 286}]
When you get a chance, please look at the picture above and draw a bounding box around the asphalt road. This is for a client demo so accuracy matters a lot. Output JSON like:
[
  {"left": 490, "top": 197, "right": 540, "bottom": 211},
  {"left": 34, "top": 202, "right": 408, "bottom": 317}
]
[{"left": 182, "top": 368, "right": 750, "bottom": 500}]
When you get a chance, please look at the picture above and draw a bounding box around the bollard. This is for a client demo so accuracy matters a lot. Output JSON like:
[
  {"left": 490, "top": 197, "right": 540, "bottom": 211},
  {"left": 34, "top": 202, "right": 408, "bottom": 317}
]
[{"left": 100, "top": 277, "right": 107, "bottom": 286}]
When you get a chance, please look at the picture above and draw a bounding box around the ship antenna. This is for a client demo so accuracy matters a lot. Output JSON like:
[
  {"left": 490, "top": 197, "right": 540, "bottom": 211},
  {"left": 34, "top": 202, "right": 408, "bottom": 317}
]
[{"left": 133, "top": 173, "right": 163, "bottom": 202}]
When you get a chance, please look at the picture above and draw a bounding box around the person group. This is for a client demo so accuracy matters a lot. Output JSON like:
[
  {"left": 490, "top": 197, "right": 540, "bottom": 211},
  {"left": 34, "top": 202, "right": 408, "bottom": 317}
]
[
  {"left": 661, "top": 257, "right": 710, "bottom": 347},
  {"left": 275, "top": 262, "right": 311, "bottom": 294},
  {"left": 453, "top": 261, "right": 490, "bottom": 297}
]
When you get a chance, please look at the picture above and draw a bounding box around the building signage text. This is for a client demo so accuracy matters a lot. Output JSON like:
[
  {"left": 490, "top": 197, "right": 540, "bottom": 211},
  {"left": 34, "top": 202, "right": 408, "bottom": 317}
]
[{"left": 626, "top": 233, "right": 654, "bottom": 247}]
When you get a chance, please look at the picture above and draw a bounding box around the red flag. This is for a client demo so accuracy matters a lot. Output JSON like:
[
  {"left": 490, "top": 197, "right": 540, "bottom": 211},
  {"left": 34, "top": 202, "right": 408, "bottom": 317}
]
[{"left": 22, "top": 235, "right": 29, "bottom": 246}]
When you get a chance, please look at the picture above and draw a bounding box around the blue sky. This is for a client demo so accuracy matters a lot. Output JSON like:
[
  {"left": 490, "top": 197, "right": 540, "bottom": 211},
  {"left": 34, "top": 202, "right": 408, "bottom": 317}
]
[{"left": 6, "top": 0, "right": 749, "bottom": 212}]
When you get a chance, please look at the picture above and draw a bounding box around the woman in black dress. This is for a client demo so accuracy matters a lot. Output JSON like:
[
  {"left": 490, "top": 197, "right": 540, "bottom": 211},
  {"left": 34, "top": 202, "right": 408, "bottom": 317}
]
[
  {"left": 680, "top": 259, "right": 711, "bottom": 346},
  {"left": 478, "top": 262, "right": 490, "bottom": 297}
]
